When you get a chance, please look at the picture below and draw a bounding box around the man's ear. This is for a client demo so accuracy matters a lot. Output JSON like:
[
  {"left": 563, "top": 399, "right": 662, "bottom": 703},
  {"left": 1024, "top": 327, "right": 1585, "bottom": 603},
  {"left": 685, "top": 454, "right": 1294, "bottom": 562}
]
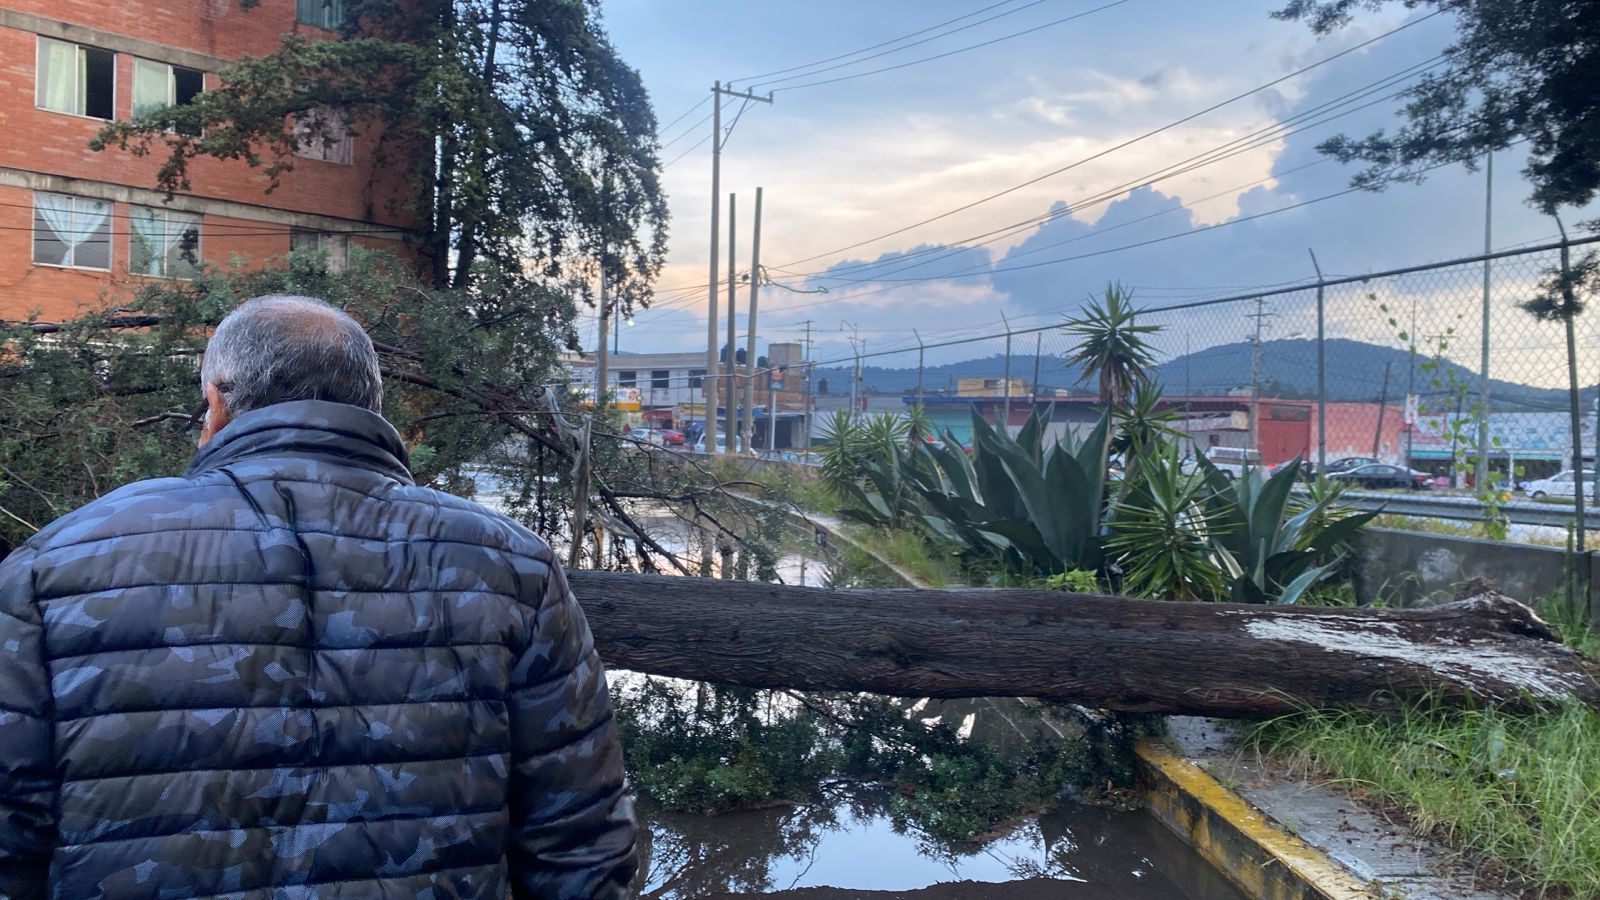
[{"left": 198, "top": 382, "right": 230, "bottom": 447}]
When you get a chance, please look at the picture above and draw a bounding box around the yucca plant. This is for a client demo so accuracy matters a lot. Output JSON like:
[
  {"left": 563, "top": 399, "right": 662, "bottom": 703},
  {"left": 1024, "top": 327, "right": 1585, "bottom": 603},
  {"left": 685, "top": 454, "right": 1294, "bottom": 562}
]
[
  {"left": 817, "top": 410, "right": 866, "bottom": 492},
  {"left": 1064, "top": 283, "right": 1160, "bottom": 409},
  {"left": 1106, "top": 444, "right": 1227, "bottom": 601}
]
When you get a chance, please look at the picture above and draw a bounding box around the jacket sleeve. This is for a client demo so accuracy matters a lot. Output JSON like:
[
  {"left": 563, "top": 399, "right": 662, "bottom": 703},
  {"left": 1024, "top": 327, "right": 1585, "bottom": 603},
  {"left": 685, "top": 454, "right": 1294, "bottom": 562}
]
[
  {"left": 507, "top": 557, "right": 638, "bottom": 899},
  {"left": 0, "top": 546, "right": 55, "bottom": 900}
]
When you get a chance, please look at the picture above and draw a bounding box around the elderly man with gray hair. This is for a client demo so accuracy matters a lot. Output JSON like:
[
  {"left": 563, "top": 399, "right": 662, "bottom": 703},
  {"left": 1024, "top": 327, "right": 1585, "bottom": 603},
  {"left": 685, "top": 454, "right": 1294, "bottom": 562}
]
[{"left": 0, "top": 296, "right": 636, "bottom": 899}]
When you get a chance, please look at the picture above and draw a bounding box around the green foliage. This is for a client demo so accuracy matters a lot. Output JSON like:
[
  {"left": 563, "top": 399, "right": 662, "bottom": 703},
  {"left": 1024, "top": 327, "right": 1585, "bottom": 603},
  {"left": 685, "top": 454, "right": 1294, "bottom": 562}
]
[
  {"left": 1194, "top": 456, "right": 1379, "bottom": 604},
  {"left": 912, "top": 407, "right": 1111, "bottom": 575},
  {"left": 0, "top": 249, "right": 627, "bottom": 555},
  {"left": 1063, "top": 282, "right": 1159, "bottom": 407},
  {"left": 91, "top": 0, "right": 668, "bottom": 300},
  {"left": 1106, "top": 446, "right": 1227, "bottom": 601},
  {"left": 1042, "top": 569, "right": 1100, "bottom": 593},
  {"left": 817, "top": 410, "right": 867, "bottom": 490},
  {"left": 1275, "top": 0, "right": 1600, "bottom": 214},
  {"left": 614, "top": 677, "right": 1138, "bottom": 843},
  {"left": 1251, "top": 699, "right": 1600, "bottom": 897}
]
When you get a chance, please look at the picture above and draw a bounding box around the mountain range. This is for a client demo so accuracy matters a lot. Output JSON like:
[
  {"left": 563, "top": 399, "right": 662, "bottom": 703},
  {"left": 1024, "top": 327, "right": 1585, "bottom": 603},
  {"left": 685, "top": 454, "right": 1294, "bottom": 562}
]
[{"left": 808, "top": 338, "right": 1593, "bottom": 412}]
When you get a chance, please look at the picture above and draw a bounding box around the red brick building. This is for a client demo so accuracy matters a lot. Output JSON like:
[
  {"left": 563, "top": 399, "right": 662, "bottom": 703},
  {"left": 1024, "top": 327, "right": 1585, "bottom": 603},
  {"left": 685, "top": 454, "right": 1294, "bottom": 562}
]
[{"left": 0, "top": 1, "right": 421, "bottom": 322}]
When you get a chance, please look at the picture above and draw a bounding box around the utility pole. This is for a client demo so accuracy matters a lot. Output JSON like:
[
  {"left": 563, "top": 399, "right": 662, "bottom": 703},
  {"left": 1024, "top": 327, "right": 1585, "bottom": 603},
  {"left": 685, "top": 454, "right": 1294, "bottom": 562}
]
[
  {"left": 1247, "top": 298, "right": 1270, "bottom": 458},
  {"left": 724, "top": 193, "right": 738, "bottom": 453},
  {"left": 742, "top": 187, "right": 764, "bottom": 456},
  {"left": 703, "top": 81, "right": 774, "bottom": 456},
  {"left": 914, "top": 330, "right": 925, "bottom": 400},
  {"left": 1476, "top": 152, "right": 1494, "bottom": 490},
  {"left": 800, "top": 320, "right": 814, "bottom": 449},
  {"left": 1372, "top": 361, "right": 1392, "bottom": 459},
  {"left": 594, "top": 256, "right": 610, "bottom": 410},
  {"left": 842, "top": 321, "right": 860, "bottom": 421},
  {"left": 704, "top": 81, "right": 721, "bottom": 456}
]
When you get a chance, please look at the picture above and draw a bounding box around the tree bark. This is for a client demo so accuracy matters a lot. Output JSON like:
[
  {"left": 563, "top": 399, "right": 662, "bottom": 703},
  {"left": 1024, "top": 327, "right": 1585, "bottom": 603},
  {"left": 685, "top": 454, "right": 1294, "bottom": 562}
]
[{"left": 567, "top": 571, "right": 1600, "bottom": 717}]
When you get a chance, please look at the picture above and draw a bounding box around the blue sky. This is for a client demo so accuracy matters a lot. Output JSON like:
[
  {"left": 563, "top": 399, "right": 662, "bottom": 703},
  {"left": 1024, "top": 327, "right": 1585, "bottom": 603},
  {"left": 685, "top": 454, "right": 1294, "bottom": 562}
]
[{"left": 596, "top": 1, "right": 1593, "bottom": 371}]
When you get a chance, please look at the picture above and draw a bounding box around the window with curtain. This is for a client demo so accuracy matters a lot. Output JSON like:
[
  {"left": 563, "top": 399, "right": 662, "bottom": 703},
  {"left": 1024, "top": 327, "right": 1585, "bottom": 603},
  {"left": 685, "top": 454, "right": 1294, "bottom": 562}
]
[
  {"left": 130, "top": 207, "right": 201, "bottom": 279},
  {"left": 132, "top": 58, "right": 204, "bottom": 121},
  {"left": 33, "top": 192, "right": 112, "bottom": 269},
  {"left": 617, "top": 371, "right": 637, "bottom": 388},
  {"left": 292, "top": 108, "right": 354, "bottom": 165},
  {"left": 35, "top": 37, "right": 114, "bottom": 119},
  {"left": 290, "top": 227, "right": 350, "bottom": 273},
  {"left": 296, "top": 0, "right": 347, "bottom": 30}
]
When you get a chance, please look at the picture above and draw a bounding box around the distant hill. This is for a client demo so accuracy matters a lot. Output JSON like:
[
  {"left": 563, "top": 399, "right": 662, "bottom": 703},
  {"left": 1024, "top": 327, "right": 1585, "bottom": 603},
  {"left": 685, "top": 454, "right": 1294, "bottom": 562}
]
[{"left": 808, "top": 338, "right": 1591, "bottom": 410}]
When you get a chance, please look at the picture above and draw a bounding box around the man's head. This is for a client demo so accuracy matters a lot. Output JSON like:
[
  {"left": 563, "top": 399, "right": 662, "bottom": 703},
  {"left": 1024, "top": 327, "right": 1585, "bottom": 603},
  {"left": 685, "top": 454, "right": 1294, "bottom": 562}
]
[{"left": 198, "top": 295, "right": 383, "bottom": 445}]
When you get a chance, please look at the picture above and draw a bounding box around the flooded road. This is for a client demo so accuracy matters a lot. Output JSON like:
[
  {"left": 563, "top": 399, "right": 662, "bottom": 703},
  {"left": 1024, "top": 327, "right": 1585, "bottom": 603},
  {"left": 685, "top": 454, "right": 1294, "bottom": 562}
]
[
  {"left": 477, "top": 482, "right": 1246, "bottom": 898},
  {"left": 638, "top": 788, "right": 1247, "bottom": 899}
]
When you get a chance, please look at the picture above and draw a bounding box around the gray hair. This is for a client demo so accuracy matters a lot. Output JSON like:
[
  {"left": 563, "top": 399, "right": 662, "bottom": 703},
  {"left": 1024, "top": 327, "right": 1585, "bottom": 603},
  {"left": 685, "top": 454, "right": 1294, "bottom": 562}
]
[{"left": 200, "top": 295, "right": 384, "bottom": 416}]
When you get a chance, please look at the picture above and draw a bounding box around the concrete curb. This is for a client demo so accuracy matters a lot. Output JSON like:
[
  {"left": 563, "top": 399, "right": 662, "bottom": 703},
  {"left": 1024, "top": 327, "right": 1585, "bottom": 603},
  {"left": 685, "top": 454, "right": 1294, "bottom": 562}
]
[{"left": 1137, "top": 739, "right": 1379, "bottom": 900}]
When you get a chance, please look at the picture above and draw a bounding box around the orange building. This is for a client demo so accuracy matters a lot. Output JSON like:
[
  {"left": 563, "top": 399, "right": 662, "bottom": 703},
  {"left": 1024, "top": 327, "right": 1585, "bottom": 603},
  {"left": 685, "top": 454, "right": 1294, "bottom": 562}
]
[{"left": 0, "top": 1, "right": 422, "bottom": 322}]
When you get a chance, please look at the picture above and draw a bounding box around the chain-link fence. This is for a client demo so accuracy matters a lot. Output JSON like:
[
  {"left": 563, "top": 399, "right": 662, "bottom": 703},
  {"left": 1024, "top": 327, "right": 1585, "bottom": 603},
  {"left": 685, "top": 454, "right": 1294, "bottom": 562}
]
[{"left": 796, "top": 235, "right": 1600, "bottom": 488}]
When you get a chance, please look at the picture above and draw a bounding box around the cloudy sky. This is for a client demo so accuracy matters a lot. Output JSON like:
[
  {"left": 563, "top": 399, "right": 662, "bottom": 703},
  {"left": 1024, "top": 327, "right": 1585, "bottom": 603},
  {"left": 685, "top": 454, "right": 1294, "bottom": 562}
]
[{"left": 595, "top": 0, "right": 1595, "bottom": 376}]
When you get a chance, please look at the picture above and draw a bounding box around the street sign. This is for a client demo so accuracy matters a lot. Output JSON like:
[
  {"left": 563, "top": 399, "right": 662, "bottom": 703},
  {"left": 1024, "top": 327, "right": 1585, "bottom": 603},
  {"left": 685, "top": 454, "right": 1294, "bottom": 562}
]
[{"left": 1404, "top": 394, "right": 1419, "bottom": 425}]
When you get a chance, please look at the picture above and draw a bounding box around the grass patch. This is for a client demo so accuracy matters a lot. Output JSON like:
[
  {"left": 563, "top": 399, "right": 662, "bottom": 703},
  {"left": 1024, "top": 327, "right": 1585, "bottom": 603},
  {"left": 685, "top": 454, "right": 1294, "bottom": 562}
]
[
  {"left": 1249, "top": 701, "right": 1600, "bottom": 897},
  {"left": 840, "top": 525, "right": 962, "bottom": 588}
]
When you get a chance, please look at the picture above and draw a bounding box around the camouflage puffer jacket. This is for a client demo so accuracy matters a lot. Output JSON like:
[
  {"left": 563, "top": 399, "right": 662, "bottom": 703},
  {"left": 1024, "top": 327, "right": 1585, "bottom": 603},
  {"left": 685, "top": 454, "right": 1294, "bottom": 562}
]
[{"left": 0, "top": 400, "right": 636, "bottom": 899}]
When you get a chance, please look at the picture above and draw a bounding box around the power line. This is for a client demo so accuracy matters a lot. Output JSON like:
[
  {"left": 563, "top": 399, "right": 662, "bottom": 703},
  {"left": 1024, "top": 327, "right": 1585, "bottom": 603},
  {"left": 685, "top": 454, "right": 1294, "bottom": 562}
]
[
  {"left": 772, "top": 0, "right": 1134, "bottom": 94},
  {"left": 728, "top": 0, "right": 1031, "bottom": 86},
  {"left": 655, "top": 96, "right": 710, "bottom": 136},
  {"left": 746, "top": 0, "right": 1062, "bottom": 92},
  {"left": 789, "top": 55, "right": 1444, "bottom": 285},
  {"left": 770, "top": 10, "right": 1443, "bottom": 270}
]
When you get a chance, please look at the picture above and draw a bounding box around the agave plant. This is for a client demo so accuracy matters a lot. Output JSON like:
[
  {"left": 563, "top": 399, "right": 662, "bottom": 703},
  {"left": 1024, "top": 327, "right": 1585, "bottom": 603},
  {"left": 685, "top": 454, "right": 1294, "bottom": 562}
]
[
  {"left": 1194, "top": 456, "right": 1379, "bottom": 604},
  {"left": 908, "top": 406, "right": 1111, "bottom": 575}
]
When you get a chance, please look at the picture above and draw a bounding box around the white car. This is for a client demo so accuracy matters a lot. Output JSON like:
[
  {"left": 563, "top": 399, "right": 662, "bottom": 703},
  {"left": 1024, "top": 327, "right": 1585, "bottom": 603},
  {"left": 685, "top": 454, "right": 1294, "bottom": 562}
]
[
  {"left": 1181, "top": 446, "right": 1262, "bottom": 481},
  {"left": 1526, "top": 470, "right": 1597, "bottom": 500}
]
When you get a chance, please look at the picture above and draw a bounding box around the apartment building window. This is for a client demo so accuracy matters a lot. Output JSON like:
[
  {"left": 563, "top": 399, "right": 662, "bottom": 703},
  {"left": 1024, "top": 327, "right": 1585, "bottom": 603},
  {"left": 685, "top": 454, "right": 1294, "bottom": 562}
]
[
  {"left": 293, "top": 109, "right": 353, "bottom": 165},
  {"left": 33, "top": 192, "right": 112, "bottom": 270},
  {"left": 36, "top": 37, "right": 114, "bottom": 119},
  {"left": 296, "top": 0, "right": 347, "bottom": 29},
  {"left": 617, "top": 371, "right": 637, "bottom": 388},
  {"left": 130, "top": 207, "right": 201, "bottom": 279},
  {"left": 688, "top": 369, "right": 706, "bottom": 389},
  {"left": 651, "top": 370, "right": 671, "bottom": 389},
  {"left": 132, "top": 58, "right": 204, "bottom": 120},
  {"left": 290, "top": 227, "right": 349, "bottom": 272}
]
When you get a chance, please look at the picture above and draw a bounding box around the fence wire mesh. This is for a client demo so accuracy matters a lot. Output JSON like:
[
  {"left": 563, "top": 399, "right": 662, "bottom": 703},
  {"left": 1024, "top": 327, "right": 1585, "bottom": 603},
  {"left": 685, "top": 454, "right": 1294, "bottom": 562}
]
[{"left": 796, "top": 237, "right": 1600, "bottom": 486}]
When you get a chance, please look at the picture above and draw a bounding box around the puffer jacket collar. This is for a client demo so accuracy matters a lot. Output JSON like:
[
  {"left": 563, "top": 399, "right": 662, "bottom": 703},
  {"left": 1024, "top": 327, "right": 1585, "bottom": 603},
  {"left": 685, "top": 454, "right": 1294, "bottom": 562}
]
[{"left": 186, "top": 399, "right": 415, "bottom": 484}]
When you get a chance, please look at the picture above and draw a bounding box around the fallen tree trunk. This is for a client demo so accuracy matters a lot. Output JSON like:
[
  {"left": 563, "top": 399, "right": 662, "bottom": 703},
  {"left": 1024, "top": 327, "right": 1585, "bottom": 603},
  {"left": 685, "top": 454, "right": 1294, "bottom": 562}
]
[{"left": 567, "top": 571, "right": 1600, "bottom": 717}]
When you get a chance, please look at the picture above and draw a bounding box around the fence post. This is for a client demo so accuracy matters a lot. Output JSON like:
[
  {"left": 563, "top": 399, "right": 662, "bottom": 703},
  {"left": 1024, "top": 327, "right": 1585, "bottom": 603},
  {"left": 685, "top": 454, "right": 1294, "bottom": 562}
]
[
  {"left": 1308, "top": 249, "right": 1327, "bottom": 476},
  {"left": 1001, "top": 313, "right": 1013, "bottom": 432}
]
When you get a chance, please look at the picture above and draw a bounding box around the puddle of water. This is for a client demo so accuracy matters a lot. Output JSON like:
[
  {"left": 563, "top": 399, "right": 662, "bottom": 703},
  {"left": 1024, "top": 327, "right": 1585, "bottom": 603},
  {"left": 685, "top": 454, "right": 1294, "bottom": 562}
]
[{"left": 639, "top": 789, "right": 1247, "bottom": 899}]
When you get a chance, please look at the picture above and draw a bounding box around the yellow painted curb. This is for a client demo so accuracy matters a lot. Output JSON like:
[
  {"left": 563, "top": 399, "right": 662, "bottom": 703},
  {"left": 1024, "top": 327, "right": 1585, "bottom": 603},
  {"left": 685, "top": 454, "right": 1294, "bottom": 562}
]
[{"left": 1137, "top": 739, "right": 1378, "bottom": 900}]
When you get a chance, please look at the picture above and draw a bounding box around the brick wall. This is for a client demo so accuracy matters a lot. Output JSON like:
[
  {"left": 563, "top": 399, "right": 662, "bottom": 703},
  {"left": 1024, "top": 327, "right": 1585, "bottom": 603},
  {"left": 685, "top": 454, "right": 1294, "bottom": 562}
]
[{"left": 0, "top": 1, "right": 425, "bottom": 320}]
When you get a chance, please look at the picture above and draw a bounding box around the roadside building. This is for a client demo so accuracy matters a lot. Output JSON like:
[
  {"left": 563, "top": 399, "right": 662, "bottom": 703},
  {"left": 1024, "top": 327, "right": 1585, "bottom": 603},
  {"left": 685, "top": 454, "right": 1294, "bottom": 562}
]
[{"left": 0, "top": 2, "right": 422, "bottom": 322}]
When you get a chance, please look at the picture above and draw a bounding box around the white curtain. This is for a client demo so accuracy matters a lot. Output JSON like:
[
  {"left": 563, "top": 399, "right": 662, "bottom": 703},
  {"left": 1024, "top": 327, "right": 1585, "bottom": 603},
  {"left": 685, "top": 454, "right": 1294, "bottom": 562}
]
[
  {"left": 132, "top": 59, "right": 170, "bottom": 119},
  {"left": 35, "top": 38, "right": 79, "bottom": 115},
  {"left": 35, "top": 194, "right": 110, "bottom": 267}
]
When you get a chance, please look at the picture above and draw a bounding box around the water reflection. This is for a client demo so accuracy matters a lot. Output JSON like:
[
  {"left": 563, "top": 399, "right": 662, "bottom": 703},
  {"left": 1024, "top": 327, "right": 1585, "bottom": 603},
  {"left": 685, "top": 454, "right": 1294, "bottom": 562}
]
[{"left": 638, "top": 788, "right": 1247, "bottom": 899}]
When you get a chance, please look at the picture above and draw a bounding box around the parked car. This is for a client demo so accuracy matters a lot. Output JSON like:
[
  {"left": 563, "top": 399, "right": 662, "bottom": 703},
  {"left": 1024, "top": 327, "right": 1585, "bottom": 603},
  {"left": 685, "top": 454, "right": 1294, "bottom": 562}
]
[
  {"left": 1318, "top": 456, "right": 1380, "bottom": 476},
  {"left": 660, "top": 429, "right": 685, "bottom": 447},
  {"left": 626, "top": 426, "right": 664, "bottom": 447},
  {"left": 1526, "top": 470, "right": 1597, "bottom": 501},
  {"left": 1326, "top": 463, "right": 1431, "bottom": 490},
  {"left": 1180, "top": 446, "right": 1261, "bottom": 481}
]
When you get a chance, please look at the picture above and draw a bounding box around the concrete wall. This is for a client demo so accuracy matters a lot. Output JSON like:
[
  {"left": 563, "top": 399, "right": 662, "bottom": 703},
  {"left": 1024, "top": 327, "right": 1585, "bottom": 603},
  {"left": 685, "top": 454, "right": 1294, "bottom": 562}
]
[{"left": 1352, "top": 527, "right": 1592, "bottom": 618}]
